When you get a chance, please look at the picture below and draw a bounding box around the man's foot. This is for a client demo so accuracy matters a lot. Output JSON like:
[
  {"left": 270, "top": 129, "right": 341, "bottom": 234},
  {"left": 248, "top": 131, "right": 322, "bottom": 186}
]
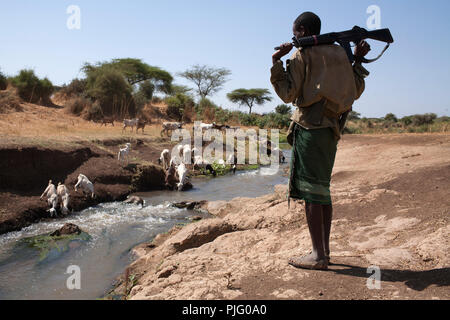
[{"left": 288, "top": 253, "right": 328, "bottom": 270}]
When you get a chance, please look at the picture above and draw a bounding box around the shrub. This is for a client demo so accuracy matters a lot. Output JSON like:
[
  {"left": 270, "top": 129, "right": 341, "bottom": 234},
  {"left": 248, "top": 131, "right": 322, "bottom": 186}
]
[
  {"left": 83, "top": 101, "right": 103, "bottom": 120},
  {"left": 10, "top": 69, "right": 54, "bottom": 104},
  {"left": 411, "top": 113, "right": 437, "bottom": 126},
  {"left": 165, "top": 93, "right": 194, "bottom": 121},
  {"left": 65, "top": 96, "right": 92, "bottom": 116},
  {"left": 0, "top": 89, "right": 23, "bottom": 113},
  {"left": 0, "top": 71, "right": 7, "bottom": 90},
  {"left": 275, "top": 104, "right": 292, "bottom": 115},
  {"left": 59, "top": 78, "right": 87, "bottom": 98},
  {"left": 86, "top": 68, "right": 135, "bottom": 117}
]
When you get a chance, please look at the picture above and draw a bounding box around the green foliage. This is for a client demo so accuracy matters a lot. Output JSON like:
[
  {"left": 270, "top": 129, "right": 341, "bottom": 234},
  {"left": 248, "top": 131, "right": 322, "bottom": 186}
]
[
  {"left": 347, "top": 110, "right": 361, "bottom": 120},
  {"left": 410, "top": 113, "right": 437, "bottom": 126},
  {"left": 0, "top": 70, "right": 7, "bottom": 90},
  {"left": 165, "top": 93, "right": 194, "bottom": 121},
  {"left": 227, "top": 88, "right": 272, "bottom": 114},
  {"left": 211, "top": 161, "right": 231, "bottom": 176},
  {"left": 10, "top": 69, "right": 53, "bottom": 104},
  {"left": 384, "top": 113, "right": 398, "bottom": 122},
  {"left": 179, "top": 64, "right": 231, "bottom": 98},
  {"left": 83, "top": 58, "right": 173, "bottom": 92},
  {"left": 59, "top": 78, "right": 87, "bottom": 97},
  {"left": 85, "top": 67, "right": 135, "bottom": 117},
  {"left": 20, "top": 232, "right": 91, "bottom": 261},
  {"left": 275, "top": 104, "right": 292, "bottom": 115},
  {"left": 138, "top": 80, "right": 155, "bottom": 100}
]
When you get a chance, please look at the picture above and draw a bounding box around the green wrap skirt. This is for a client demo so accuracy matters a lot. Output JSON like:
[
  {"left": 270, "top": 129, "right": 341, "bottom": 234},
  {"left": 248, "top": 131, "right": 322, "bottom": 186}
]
[{"left": 289, "top": 125, "right": 337, "bottom": 205}]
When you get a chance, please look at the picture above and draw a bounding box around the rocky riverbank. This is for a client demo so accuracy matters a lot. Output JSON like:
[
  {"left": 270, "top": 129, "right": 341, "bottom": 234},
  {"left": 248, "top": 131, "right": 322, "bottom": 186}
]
[
  {"left": 0, "top": 138, "right": 170, "bottom": 235},
  {"left": 110, "top": 133, "right": 449, "bottom": 300}
]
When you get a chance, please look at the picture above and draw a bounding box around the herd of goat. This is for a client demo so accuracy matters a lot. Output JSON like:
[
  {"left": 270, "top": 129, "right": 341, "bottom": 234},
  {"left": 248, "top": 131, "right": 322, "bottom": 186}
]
[{"left": 40, "top": 120, "right": 285, "bottom": 217}]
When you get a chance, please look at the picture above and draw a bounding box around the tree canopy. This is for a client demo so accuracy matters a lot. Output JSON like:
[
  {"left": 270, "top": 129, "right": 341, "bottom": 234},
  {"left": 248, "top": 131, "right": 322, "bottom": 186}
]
[
  {"left": 179, "top": 65, "right": 231, "bottom": 99},
  {"left": 227, "top": 88, "right": 272, "bottom": 114},
  {"left": 82, "top": 58, "right": 173, "bottom": 94}
]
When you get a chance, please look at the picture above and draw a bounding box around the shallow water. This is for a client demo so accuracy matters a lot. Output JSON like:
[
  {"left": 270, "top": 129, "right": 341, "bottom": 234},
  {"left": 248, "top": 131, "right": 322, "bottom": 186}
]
[{"left": 0, "top": 151, "right": 290, "bottom": 300}]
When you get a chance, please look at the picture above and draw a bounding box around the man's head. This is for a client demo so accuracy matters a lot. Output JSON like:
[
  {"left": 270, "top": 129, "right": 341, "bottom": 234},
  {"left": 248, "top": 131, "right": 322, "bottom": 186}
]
[{"left": 293, "top": 12, "right": 321, "bottom": 38}]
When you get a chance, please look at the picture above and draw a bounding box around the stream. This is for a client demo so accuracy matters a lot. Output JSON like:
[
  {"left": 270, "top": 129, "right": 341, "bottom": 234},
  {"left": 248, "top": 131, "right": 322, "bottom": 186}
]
[{"left": 0, "top": 152, "right": 290, "bottom": 300}]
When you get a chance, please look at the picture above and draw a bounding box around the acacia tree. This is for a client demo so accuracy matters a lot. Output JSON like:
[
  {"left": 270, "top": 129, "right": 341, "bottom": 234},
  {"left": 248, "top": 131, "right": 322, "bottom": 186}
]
[
  {"left": 227, "top": 88, "right": 272, "bottom": 114},
  {"left": 179, "top": 65, "right": 231, "bottom": 99},
  {"left": 82, "top": 58, "right": 173, "bottom": 94}
]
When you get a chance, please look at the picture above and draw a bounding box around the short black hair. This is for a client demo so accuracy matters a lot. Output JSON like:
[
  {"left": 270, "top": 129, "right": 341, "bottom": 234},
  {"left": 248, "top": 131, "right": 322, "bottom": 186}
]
[{"left": 294, "top": 12, "right": 321, "bottom": 35}]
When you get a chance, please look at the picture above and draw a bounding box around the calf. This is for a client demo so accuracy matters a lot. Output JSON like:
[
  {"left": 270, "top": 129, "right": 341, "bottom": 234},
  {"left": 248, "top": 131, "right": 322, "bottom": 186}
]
[
  {"left": 74, "top": 174, "right": 95, "bottom": 198},
  {"left": 176, "top": 162, "right": 188, "bottom": 191},
  {"left": 47, "top": 194, "right": 58, "bottom": 217},
  {"left": 122, "top": 118, "right": 139, "bottom": 133},
  {"left": 57, "top": 182, "right": 70, "bottom": 215},
  {"left": 161, "top": 122, "right": 182, "bottom": 137},
  {"left": 101, "top": 117, "right": 115, "bottom": 127},
  {"left": 136, "top": 119, "right": 148, "bottom": 134},
  {"left": 165, "top": 160, "right": 179, "bottom": 190}
]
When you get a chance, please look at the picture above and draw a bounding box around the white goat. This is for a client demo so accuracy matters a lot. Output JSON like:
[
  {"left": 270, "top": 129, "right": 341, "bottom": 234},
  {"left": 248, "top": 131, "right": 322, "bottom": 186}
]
[
  {"left": 57, "top": 182, "right": 70, "bottom": 215},
  {"left": 47, "top": 193, "right": 58, "bottom": 217},
  {"left": 158, "top": 149, "right": 170, "bottom": 170},
  {"left": 176, "top": 162, "right": 188, "bottom": 191},
  {"left": 182, "top": 144, "right": 191, "bottom": 164},
  {"left": 122, "top": 118, "right": 139, "bottom": 133},
  {"left": 74, "top": 174, "right": 95, "bottom": 198},
  {"left": 118, "top": 143, "right": 131, "bottom": 166},
  {"left": 40, "top": 180, "right": 56, "bottom": 200}
]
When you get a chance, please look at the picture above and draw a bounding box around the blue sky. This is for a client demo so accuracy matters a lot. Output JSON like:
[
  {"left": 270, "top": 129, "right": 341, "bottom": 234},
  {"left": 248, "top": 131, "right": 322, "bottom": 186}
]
[{"left": 1, "top": 0, "right": 449, "bottom": 118}]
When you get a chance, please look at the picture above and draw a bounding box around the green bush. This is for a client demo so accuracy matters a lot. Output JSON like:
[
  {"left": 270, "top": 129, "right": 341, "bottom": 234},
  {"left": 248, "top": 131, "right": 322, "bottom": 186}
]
[
  {"left": 411, "top": 113, "right": 437, "bottom": 126},
  {"left": 10, "top": 69, "right": 54, "bottom": 104},
  {"left": 0, "top": 71, "right": 7, "bottom": 90},
  {"left": 59, "top": 78, "right": 87, "bottom": 97},
  {"left": 165, "top": 93, "right": 194, "bottom": 121},
  {"left": 275, "top": 104, "right": 292, "bottom": 115},
  {"left": 86, "top": 67, "right": 135, "bottom": 117}
]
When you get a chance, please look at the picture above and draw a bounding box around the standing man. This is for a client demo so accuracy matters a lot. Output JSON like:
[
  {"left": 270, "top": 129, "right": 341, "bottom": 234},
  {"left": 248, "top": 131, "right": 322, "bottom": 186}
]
[{"left": 270, "top": 12, "right": 370, "bottom": 270}]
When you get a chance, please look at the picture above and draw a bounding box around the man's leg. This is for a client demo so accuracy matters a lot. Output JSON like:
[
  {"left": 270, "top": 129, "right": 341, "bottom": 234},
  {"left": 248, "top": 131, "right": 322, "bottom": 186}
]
[
  {"left": 322, "top": 204, "right": 333, "bottom": 263},
  {"left": 288, "top": 202, "right": 327, "bottom": 269}
]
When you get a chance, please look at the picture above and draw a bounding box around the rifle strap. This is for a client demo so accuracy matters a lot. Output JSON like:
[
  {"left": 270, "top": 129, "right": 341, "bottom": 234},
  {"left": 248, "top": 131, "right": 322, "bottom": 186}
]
[{"left": 361, "top": 43, "right": 390, "bottom": 64}]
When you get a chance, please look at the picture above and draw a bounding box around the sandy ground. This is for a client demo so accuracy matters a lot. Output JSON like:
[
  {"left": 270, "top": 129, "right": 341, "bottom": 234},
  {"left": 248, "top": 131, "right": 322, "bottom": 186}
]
[{"left": 110, "top": 133, "right": 450, "bottom": 300}]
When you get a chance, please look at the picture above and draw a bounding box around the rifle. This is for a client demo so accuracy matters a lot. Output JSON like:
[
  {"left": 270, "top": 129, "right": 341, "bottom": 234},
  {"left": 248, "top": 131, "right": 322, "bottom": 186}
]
[{"left": 274, "top": 26, "right": 394, "bottom": 64}]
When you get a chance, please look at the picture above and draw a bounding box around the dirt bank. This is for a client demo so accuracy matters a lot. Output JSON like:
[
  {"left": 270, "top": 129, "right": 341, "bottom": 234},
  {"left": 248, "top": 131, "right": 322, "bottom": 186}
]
[
  {"left": 0, "top": 138, "right": 172, "bottom": 235},
  {"left": 110, "top": 133, "right": 449, "bottom": 300}
]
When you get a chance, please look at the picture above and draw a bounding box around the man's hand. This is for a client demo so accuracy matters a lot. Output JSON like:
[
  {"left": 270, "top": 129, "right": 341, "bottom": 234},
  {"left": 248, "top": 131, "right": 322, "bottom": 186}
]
[
  {"left": 354, "top": 40, "right": 371, "bottom": 63},
  {"left": 272, "top": 43, "right": 293, "bottom": 64}
]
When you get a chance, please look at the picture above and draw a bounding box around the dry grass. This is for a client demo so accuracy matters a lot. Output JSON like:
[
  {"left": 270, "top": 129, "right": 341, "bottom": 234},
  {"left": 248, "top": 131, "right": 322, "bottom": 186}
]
[
  {"left": 0, "top": 101, "right": 171, "bottom": 146},
  {"left": 0, "top": 89, "right": 23, "bottom": 113}
]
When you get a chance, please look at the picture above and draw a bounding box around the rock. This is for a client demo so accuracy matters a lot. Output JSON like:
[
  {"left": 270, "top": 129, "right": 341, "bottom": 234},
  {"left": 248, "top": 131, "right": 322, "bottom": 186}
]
[
  {"left": 50, "top": 223, "right": 83, "bottom": 237},
  {"left": 158, "top": 265, "right": 177, "bottom": 279},
  {"left": 172, "top": 201, "right": 207, "bottom": 210}
]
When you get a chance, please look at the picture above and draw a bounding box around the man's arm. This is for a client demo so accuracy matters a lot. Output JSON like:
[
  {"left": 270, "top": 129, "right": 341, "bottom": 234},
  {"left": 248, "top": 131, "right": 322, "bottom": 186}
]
[
  {"left": 353, "top": 40, "right": 371, "bottom": 100},
  {"left": 270, "top": 44, "right": 305, "bottom": 104}
]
